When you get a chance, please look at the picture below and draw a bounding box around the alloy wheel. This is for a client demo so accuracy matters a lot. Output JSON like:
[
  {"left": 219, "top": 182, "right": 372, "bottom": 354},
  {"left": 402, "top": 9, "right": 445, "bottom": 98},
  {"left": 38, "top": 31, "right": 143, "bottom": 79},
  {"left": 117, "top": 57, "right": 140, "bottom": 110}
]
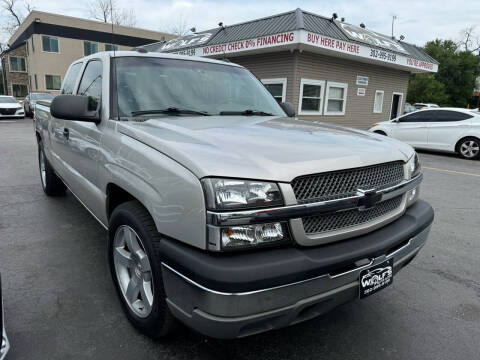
[
  {"left": 113, "top": 225, "right": 154, "bottom": 318},
  {"left": 460, "top": 140, "right": 480, "bottom": 159}
]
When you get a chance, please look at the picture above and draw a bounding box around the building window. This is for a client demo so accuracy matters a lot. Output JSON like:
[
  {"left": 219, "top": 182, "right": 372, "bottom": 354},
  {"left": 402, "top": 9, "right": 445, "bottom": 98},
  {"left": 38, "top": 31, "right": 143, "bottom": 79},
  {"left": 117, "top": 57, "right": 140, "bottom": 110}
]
[
  {"left": 261, "top": 78, "right": 287, "bottom": 104},
  {"left": 45, "top": 75, "right": 62, "bottom": 90},
  {"left": 373, "top": 90, "right": 384, "bottom": 113},
  {"left": 31, "top": 37, "right": 35, "bottom": 52},
  {"left": 298, "top": 79, "right": 325, "bottom": 115},
  {"left": 105, "top": 44, "right": 118, "bottom": 51},
  {"left": 84, "top": 41, "right": 99, "bottom": 56},
  {"left": 324, "top": 82, "right": 348, "bottom": 115},
  {"left": 34, "top": 74, "right": 38, "bottom": 90},
  {"left": 12, "top": 84, "right": 28, "bottom": 97},
  {"left": 42, "top": 36, "right": 59, "bottom": 52},
  {"left": 9, "top": 56, "right": 26, "bottom": 72}
]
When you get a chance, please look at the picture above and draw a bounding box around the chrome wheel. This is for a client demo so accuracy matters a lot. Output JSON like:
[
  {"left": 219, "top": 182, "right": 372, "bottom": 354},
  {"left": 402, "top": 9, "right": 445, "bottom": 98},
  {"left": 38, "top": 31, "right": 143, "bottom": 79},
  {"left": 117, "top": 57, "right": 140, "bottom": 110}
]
[
  {"left": 39, "top": 149, "right": 46, "bottom": 189},
  {"left": 460, "top": 140, "right": 480, "bottom": 159},
  {"left": 113, "top": 225, "right": 154, "bottom": 318}
]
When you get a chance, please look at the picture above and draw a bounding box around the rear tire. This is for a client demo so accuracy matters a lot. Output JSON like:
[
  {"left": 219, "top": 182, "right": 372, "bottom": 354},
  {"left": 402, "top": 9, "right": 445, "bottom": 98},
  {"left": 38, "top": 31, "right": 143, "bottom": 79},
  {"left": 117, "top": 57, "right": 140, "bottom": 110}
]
[
  {"left": 108, "top": 200, "right": 177, "bottom": 338},
  {"left": 38, "top": 141, "right": 66, "bottom": 196},
  {"left": 456, "top": 137, "right": 480, "bottom": 160}
]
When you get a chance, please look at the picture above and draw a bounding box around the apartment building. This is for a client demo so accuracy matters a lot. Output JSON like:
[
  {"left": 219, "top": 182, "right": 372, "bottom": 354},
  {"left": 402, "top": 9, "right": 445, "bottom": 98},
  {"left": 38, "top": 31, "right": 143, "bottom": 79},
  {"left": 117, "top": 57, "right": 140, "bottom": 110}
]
[{"left": 1, "top": 11, "right": 175, "bottom": 98}]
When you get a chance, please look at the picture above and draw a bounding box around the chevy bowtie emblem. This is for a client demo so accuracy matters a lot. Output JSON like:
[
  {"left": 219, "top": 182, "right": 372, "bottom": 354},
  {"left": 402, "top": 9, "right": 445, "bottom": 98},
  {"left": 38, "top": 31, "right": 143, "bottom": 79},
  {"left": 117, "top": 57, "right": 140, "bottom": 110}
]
[{"left": 357, "top": 188, "right": 383, "bottom": 209}]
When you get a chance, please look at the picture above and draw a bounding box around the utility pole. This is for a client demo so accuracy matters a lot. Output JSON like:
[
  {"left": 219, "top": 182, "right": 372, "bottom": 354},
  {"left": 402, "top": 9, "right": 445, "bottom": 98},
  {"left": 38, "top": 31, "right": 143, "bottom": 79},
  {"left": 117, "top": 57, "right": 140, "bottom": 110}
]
[{"left": 391, "top": 15, "right": 397, "bottom": 38}]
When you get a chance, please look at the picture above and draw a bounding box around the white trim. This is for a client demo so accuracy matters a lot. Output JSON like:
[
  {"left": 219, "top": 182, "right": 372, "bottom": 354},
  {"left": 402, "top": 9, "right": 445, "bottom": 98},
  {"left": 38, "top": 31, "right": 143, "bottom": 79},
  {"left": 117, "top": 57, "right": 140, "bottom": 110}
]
[
  {"left": 390, "top": 92, "right": 404, "bottom": 119},
  {"left": 83, "top": 40, "right": 99, "bottom": 56},
  {"left": 373, "top": 90, "right": 385, "bottom": 114},
  {"left": 41, "top": 35, "right": 60, "bottom": 53},
  {"left": 324, "top": 81, "right": 348, "bottom": 116},
  {"left": 45, "top": 74, "right": 62, "bottom": 91},
  {"left": 261, "top": 78, "right": 287, "bottom": 102},
  {"left": 298, "top": 78, "right": 325, "bottom": 115},
  {"left": 8, "top": 55, "right": 27, "bottom": 73}
]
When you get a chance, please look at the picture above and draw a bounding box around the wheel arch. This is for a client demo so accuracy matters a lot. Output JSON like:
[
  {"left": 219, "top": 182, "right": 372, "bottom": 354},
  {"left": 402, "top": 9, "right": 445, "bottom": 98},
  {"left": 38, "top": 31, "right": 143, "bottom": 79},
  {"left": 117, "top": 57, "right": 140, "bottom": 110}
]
[{"left": 455, "top": 135, "right": 480, "bottom": 153}]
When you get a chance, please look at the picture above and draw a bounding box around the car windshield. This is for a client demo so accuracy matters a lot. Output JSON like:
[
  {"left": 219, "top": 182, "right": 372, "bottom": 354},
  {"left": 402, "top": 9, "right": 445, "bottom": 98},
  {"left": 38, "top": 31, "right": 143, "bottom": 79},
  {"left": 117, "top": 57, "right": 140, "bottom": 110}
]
[
  {"left": 113, "top": 57, "right": 286, "bottom": 118},
  {"left": 0, "top": 97, "right": 18, "bottom": 104},
  {"left": 31, "top": 93, "right": 54, "bottom": 100}
]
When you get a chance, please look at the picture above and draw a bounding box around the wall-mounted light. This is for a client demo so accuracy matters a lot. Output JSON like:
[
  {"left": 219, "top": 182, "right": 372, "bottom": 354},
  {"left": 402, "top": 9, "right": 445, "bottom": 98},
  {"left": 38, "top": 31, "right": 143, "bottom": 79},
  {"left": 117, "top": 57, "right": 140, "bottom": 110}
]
[
  {"left": 330, "top": 13, "right": 338, "bottom": 22},
  {"left": 360, "top": 23, "right": 365, "bottom": 28}
]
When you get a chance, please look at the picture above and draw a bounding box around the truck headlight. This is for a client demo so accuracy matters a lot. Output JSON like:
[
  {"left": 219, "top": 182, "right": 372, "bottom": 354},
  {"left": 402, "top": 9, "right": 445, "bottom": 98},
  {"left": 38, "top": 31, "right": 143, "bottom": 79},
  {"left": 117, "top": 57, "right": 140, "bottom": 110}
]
[
  {"left": 406, "top": 153, "right": 421, "bottom": 207},
  {"left": 202, "top": 178, "right": 283, "bottom": 210},
  {"left": 221, "top": 222, "right": 288, "bottom": 249}
]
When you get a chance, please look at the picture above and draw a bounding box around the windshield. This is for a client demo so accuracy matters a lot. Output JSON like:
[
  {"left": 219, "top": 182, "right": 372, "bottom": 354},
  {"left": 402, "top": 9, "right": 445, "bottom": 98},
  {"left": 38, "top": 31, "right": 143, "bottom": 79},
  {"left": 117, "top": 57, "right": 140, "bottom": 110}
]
[
  {"left": 0, "top": 97, "right": 18, "bottom": 104},
  {"left": 31, "top": 93, "right": 54, "bottom": 101},
  {"left": 113, "top": 57, "right": 286, "bottom": 118}
]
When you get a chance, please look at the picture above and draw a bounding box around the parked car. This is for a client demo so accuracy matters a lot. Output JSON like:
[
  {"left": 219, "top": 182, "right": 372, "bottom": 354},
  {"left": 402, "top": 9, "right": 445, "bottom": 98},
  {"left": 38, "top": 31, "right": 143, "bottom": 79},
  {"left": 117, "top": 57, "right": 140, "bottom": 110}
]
[
  {"left": 0, "top": 275, "right": 9, "bottom": 360},
  {"left": 413, "top": 103, "right": 439, "bottom": 110},
  {"left": 34, "top": 51, "right": 433, "bottom": 339},
  {"left": 0, "top": 95, "right": 24, "bottom": 118},
  {"left": 369, "top": 108, "right": 480, "bottom": 159},
  {"left": 404, "top": 102, "right": 417, "bottom": 114},
  {"left": 24, "top": 92, "right": 54, "bottom": 117}
]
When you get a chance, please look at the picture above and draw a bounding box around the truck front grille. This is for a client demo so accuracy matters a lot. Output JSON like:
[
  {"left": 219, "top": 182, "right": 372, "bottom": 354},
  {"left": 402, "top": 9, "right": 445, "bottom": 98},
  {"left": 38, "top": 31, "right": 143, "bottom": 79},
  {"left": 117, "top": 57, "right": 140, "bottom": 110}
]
[
  {"left": 302, "top": 195, "right": 403, "bottom": 235},
  {"left": 291, "top": 162, "right": 405, "bottom": 237},
  {"left": 291, "top": 161, "right": 405, "bottom": 204}
]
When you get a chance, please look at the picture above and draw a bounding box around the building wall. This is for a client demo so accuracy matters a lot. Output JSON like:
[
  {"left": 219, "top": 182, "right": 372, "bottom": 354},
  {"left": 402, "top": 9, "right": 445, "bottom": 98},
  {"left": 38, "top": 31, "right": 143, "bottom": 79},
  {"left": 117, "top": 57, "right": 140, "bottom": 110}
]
[
  {"left": 230, "top": 50, "right": 410, "bottom": 129},
  {"left": 3, "top": 44, "right": 28, "bottom": 97},
  {"left": 26, "top": 34, "right": 132, "bottom": 94}
]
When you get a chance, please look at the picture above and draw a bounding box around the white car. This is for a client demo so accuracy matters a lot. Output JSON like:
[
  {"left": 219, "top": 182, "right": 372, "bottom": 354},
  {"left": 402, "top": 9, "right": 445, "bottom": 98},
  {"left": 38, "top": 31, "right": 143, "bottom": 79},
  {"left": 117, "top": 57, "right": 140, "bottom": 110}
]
[
  {"left": 369, "top": 108, "right": 480, "bottom": 160},
  {"left": 0, "top": 96, "right": 25, "bottom": 118},
  {"left": 413, "top": 103, "right": 439, "bottom": 110}
]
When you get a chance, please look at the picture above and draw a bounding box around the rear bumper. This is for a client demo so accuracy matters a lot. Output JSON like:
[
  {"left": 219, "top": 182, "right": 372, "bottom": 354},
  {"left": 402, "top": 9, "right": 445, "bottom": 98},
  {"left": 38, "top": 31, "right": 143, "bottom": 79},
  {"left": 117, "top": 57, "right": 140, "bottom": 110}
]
[{"left": 160, "top": 200, "right": 434, "bottom": 338}]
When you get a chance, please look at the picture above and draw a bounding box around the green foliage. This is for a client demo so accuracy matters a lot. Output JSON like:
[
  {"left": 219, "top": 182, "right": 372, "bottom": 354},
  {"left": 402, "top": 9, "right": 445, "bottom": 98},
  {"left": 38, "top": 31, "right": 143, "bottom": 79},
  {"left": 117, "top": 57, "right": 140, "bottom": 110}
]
[{"left": 408, "top": 39, "right": 479, "bottom": 107}]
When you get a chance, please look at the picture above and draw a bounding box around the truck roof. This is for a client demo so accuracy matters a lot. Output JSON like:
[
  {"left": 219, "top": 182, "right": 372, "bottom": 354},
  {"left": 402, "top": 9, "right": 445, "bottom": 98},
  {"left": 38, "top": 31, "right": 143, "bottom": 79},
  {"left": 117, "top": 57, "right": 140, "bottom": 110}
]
[{"left": 73, "top": 50, "right": 244, "bottom": 68}]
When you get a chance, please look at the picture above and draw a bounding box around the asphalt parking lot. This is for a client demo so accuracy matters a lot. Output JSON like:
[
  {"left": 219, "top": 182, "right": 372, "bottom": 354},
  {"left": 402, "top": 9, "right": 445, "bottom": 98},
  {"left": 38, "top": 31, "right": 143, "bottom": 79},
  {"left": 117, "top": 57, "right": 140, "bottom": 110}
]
[{"left": 1, "top": 118, "right": 479, "bottom": 360}]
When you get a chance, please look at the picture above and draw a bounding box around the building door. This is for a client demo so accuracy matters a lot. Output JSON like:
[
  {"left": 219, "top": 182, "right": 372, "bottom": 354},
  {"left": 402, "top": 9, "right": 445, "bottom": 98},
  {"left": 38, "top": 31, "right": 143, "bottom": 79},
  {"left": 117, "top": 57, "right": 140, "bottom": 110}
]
[{"left": 390, "top": 93, "right": 403, "bottom": 119}]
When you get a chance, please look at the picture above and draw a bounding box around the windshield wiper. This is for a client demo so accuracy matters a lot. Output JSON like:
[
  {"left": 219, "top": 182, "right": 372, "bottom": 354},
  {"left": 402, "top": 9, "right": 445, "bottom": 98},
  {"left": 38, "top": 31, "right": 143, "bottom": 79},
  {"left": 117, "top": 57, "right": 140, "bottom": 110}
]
[
  {"left": 131, "top": 107, "right": 210, "bottom": 117},
  {"left": 219, "top": 109, "right": 274, "bottom": 116}
]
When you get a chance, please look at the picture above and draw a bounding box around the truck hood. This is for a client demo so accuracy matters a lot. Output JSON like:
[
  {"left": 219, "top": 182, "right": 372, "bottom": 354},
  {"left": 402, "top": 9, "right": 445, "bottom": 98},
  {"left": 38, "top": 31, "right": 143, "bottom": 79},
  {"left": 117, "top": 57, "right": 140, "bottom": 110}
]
[{"left": 117, "top": 116, "right": 414, "bottom": 182}]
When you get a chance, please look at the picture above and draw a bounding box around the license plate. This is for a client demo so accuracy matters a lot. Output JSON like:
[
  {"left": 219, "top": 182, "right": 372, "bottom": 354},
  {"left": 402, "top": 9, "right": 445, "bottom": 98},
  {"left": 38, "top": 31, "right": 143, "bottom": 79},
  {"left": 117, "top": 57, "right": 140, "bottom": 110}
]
[{"left": 359, "top": 258, "right": 393, "bottom": 299}]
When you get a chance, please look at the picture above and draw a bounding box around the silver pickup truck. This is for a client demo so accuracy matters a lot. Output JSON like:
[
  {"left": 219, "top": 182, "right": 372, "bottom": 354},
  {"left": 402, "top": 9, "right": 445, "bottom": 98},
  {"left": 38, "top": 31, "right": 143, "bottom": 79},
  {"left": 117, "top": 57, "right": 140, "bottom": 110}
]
[{"left": 35, "top": 51, "right": 434, "bottom": 339}]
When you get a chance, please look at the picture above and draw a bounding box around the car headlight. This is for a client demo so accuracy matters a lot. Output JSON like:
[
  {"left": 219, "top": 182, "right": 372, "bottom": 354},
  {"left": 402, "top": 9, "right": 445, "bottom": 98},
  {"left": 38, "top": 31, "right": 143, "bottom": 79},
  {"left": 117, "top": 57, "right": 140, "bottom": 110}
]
[
  {"left": 406, "top": 153, "right": 421, "bottom": 207},
  {"left": 202, "top": 178, "right": 283, "bottom": 210}
]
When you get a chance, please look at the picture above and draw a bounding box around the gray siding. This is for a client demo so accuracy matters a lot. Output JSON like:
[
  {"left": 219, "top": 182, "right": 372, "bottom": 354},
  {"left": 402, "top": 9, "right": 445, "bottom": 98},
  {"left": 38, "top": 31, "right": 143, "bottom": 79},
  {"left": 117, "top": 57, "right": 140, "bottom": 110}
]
[
  {"left": 294, "top": 52, "right": 410, "bottom": 129},
  {"left": 231, "top": 51, "right": 410, "bottom": 130}
]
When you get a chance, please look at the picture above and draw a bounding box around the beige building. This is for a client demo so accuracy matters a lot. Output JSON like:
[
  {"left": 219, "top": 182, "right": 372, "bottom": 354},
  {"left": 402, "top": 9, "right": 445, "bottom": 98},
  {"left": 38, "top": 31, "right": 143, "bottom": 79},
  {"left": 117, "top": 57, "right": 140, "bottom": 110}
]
[
  {"left": 1, "top": 11, "right": 175, "bottom": 98},
  {"left": 147, "top": 9, "right": 439, "bottom": 129}
]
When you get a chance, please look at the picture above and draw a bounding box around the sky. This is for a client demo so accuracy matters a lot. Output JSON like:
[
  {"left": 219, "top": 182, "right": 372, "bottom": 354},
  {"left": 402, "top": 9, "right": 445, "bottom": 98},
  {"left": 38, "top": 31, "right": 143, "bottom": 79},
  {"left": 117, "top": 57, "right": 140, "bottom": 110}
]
[{"left": 2, "top": 0, "right": 480, "bottom": 47}]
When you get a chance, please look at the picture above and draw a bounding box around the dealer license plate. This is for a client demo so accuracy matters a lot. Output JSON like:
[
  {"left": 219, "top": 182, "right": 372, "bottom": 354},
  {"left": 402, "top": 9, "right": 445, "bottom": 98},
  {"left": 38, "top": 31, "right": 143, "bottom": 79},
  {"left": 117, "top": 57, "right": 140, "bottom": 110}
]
[{"left": 359, "top": 258, "right": 393, "bottom": 299}]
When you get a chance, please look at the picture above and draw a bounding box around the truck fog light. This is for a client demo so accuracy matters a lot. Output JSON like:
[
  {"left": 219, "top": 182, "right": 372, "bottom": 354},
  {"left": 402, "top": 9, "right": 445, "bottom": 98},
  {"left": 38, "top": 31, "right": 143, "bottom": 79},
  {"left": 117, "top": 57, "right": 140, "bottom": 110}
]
[
  {"left": 221, "top": 222, "right": 285, "bottom": 248},
  {"left": 406, "top": 186, "right": 420, "bottom": 207}
]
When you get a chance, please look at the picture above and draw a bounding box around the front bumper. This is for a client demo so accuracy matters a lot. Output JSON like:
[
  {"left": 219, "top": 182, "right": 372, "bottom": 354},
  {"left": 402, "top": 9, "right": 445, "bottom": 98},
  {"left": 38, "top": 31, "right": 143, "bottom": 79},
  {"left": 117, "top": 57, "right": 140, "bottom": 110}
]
[{"left": 160, "top": 200, "right": 434, "bottom": 338}]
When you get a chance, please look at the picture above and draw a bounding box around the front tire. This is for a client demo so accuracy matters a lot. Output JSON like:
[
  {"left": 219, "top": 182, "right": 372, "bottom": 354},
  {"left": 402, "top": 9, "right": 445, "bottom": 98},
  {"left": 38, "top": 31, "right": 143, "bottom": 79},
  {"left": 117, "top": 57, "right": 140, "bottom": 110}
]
[
  {"left": 457, "top": 137, "right": 480, "bottom": 160},
  {"left": 38, "top": 142, "right": 66, "bottom": 196},
  {"left": 108, "top": 201, "right": 177, "bottom": 338}
]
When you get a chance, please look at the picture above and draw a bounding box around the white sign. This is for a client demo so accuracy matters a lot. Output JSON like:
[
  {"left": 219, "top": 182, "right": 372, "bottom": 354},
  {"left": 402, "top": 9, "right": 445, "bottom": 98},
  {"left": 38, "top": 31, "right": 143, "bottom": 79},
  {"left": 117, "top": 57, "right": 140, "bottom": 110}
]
[
  {"left": 165, "top": 29, "right": 438, "bottom": 73},
  {"left": 160, "top": 30, "right": 216, "bottom": 51},
  {"left": 357, "top": 88, "right": 366, "bottom": 96},
  {"left": 337, "top": 22, "right": 408, "bottom": 54},
  {"left": 356, "top": 76, "right": 369, "bottom": 86}
]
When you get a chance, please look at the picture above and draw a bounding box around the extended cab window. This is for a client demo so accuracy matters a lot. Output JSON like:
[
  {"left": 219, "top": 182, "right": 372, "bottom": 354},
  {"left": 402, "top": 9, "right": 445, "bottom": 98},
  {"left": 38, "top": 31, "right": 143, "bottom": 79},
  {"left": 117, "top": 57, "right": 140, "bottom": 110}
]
[
  {"left": 77, "top": 60, "right": 102, "bottom": 111},
  {"left": 112, "top": 57, "right": 285, "bottom": 118},
  {"left": 61, "top": 63, "right": 82, "bottom": 95},
  {"left": 400, "top": 111, "right": 435, "bottom": 123}
]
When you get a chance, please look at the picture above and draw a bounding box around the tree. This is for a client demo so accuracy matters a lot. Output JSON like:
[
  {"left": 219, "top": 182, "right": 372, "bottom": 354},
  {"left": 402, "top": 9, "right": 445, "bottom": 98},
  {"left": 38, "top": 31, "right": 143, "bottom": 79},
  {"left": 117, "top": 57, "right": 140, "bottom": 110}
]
[
  {"left": 457, "top": 26, "right": 480, "bottom": 53},
  {"left": 87, "top": 0, "right": 136, "bottom": 27},
  {"left": 407, "top": 74, "right": 449, "bottom": 105},
  {"left": 160, "top": 14, "right": 192, "bottom": 36},
  {"left": 408, "top": 39, "right": 479, "bottom": 108},
  {"left": 0, "top": 0, "right": 33, "bottom": 50}
]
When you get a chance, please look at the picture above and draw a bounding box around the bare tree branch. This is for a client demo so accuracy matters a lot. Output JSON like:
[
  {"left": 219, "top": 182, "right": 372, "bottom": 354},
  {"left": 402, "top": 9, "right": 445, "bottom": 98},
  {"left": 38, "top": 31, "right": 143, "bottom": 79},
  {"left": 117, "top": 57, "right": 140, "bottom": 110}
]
[
  {"left": 160, "top": 14, "right": 191, "bottom": 36},
  {"left": 457, "top": 26, "right": 480, "bottom": 53},
  {"left": 87, "top": 0, "right": 136, "bottom": 26}
]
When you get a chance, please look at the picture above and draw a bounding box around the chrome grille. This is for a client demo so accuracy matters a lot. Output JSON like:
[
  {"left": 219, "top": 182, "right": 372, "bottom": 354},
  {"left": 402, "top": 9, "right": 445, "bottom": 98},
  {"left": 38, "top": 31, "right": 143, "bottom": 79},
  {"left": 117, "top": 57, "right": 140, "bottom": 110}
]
[
  {"left": 292, "top": 161, "right": 405, "bottom": 204},
  {"left": 302, "top": 195, "right": 403, "bottom": 235}
]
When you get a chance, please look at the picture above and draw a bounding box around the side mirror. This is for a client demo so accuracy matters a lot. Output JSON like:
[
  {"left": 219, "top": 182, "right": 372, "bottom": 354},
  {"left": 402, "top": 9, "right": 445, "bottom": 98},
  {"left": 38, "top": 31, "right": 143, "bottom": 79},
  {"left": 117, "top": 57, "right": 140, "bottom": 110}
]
[
  {"left": 50, "top": 95, "right": 100, "bottom": 123},
  {"left": 280, "top": 101, "right": 295, "bottom": 117}
]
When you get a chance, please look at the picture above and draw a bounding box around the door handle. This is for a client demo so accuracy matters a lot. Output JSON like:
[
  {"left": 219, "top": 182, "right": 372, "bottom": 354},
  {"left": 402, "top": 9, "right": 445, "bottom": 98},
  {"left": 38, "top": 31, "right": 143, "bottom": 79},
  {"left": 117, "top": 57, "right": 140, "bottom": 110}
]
[{"left": 63, "top": 128, "right": 69, "bottom": 140}]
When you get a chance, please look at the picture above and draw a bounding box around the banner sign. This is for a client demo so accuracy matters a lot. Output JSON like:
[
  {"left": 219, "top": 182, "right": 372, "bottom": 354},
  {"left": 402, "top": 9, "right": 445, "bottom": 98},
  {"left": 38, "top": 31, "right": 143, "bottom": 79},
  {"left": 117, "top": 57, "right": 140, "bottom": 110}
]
[
  {"left": 166, "top": 30, "right": 437, "bottom": 73},
  {"left": 337, "top": 22, "right": 408, "bottom": 54}
]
